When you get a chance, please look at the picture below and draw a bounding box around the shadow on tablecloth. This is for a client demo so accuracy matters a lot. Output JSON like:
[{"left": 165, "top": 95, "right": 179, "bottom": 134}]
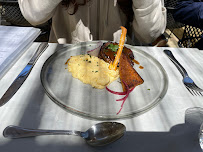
[{"left": 92, "top": 107, "right": 203, "bottom": 152}]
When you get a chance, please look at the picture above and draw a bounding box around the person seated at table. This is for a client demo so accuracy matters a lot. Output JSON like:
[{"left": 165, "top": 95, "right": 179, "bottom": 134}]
[
  {"left": 173, "top": 0, "right": 203, "bottom": 49},
  {"left": 18, "top": 0, "right": 166, "bottom": 46}
]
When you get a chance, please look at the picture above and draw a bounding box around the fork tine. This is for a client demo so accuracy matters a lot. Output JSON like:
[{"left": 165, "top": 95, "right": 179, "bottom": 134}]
[
  {"left": 185, "top": 86, "right": 203, "bottom": 96},
  {"left": 187, "top": 83, "right": 203, "bottom": 94},
  {"left": 187, "top": 86, "right": 203, "bottom": 96},
  {"left": 186, "top": 87, "right": 194, "bottom": 96},
  {"left": 194, "top": 90, "right": 201, "bottom": 96},
  {"left": 196, "top": 91, "right": 203, "bottom": 96},
  {"left": 192, "top": 89, "right": 198, "bottom": 96},
  {"left": 194, "top": 83, "right": 203, "bottom": 92}
]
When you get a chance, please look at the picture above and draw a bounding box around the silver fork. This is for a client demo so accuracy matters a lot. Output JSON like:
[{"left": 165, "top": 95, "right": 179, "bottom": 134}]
[{"left": 164, "top": 49, "right": 203, "bottom": 96}]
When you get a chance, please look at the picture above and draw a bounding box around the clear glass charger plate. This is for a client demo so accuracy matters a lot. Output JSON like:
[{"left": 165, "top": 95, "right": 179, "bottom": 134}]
[{"left": 41, "top": 41, "right": 168, "bottom": 120}]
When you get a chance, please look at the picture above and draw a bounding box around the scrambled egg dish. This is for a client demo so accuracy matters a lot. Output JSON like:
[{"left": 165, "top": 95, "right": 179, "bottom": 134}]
[{"left": 67, "top": 54, "right": 119, "bottom": 89}]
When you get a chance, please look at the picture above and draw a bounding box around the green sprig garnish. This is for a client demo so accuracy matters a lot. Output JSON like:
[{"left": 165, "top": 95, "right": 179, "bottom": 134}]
[{"left": 107, "top": 44, "right": 119, "bottom": 52}]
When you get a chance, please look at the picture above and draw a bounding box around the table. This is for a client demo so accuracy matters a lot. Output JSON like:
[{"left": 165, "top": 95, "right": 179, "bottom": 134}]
[{"left": 0, "top": 42, "right": 203, "bottom": 152}]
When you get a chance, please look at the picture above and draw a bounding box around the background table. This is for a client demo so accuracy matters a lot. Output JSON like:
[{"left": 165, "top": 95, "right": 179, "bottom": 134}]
[{"left": 0, "top": 42, "right": 203, "bottom": 152}]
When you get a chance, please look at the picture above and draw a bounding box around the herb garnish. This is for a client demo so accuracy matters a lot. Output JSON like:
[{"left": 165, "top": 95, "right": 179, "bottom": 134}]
[{"left": 107, "top": 44, "right": 119, "bottom": 52}]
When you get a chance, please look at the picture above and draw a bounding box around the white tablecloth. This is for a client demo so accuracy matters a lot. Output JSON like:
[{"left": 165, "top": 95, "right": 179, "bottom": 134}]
[{"left": 0, "top": 43, "right": 203, "bottom": 152}]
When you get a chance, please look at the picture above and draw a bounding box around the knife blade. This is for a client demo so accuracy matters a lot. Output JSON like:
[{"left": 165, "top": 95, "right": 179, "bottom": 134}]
[{"left": 0, "top": 42, "right": 49, "bottom": 107}]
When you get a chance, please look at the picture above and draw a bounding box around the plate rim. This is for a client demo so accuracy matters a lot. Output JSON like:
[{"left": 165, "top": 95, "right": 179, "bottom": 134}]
[{"left": 40, "top": 41, "right": 168, "bottom": 120}]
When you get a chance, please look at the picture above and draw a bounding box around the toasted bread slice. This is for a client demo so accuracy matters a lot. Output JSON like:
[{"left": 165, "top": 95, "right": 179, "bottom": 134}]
[{"left": 119, "top": 53, "right": 144, "bottom": 92}]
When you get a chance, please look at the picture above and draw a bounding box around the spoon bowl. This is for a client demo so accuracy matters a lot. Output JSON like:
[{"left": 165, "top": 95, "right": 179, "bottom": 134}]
[
  {"left": 82, "top": 122, "right": 126, "bottom": 146},
  {"left": 3, "top": 122, "right": 126, "bottom": 146}
]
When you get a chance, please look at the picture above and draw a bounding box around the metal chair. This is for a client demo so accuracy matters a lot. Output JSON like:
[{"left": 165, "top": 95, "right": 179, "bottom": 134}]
[
  {"left": 165, "top": 0, "right": 184, "bottom": 31},
  {"left": 178, "top": 25, "right": 203, "bottom": 48},
  {"left": 164, "top": 0, "right": 203, "bottom": 49},
  {"left": 0, "top": 0, "right": 51, "bottom": 42},
  {"left": 0, "top": 0, "right": 31, "bottom": 26}
]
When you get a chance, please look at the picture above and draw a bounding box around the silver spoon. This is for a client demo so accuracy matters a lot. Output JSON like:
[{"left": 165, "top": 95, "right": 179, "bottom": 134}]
[{"left": 3, "top": 122, "right": 126, "bottom": 146}]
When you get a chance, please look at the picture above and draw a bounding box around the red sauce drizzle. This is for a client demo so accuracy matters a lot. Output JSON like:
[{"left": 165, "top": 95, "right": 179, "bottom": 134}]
[
  {"left": 65, "top": 58, "right": 70, "bottom": 65},
  {"left": 139, "top": 66, "right": 144, "bottom": 69},
  {"left": 133, "top": 59, "right": 140, "bottom": 65}
]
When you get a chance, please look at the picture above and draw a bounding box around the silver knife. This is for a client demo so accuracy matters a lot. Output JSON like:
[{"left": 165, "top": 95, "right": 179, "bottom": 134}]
[{"left": 0, "top": 42, "right": 49, "bottom": 107}]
